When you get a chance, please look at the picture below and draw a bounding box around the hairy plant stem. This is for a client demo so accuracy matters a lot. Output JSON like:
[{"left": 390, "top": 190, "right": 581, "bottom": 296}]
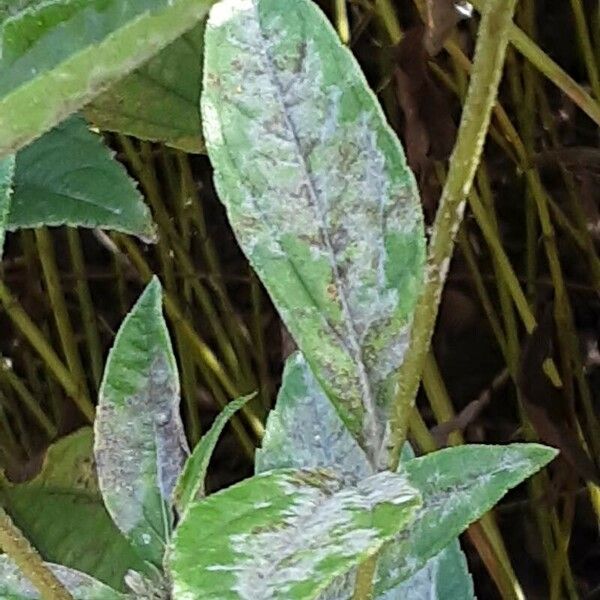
[
  {"left": 388, "top": 0, "right": 518, "bottom": 469},
  {"left": 0, "top": 506, "right": 73, "bottom": 600}
]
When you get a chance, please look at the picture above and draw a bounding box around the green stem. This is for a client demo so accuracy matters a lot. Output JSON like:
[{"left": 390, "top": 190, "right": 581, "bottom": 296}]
[
  {"left": 35, "top": 228, "right": 92, "bottom": 415},
  {"left": 0, "top": 361, "right": 56, "bottom": 439},
  {"left": 0, "top": 279, "right": 94, "bottom": 422},
  {"left": 66, "top": 229, "right": 103, "bottom": 390},
  {"left": 569, "top": 0, "right": 600, "bottom": 100},
  {"left": 0, "top": 506, "right": 73, "bottom": 600},
  {"left": 468, "top": 0, "right": 600, "bottom": 125},
  {"left": 352, "top": 554, "right": 377, "bottom": 600},
  {"left": 388, "top": 0, "right": 518, "bottom": 469},
  {"left": 334, "top": 0, "right": 350, "bottom": 44}
]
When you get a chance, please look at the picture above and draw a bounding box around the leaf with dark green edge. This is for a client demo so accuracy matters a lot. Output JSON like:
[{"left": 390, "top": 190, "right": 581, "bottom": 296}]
[
  {"left": 0, "top": 557, "right": 126, "bottom": 600},
  {"left": 168, "top": 468, "right": 421, "bottom": 600},
  {"left": 383, "top": 539, "right": 474, "bottom": 600},
  {"left": 0, "top": 154, "right": 15, "bottom": 256},
  {"left": 255, "top": 351, "right": 372, "bottom": 484},
  {"left": 174, "top": 393, "right": 254, "bottom": 515},
  {"left": 85, "top": 21, "right": 205, "bottom": 153},
  {"left": 0, "top": 0, "right": 215, "bottom": 158},
  {"left": 372, "top": 443, "right": 558, "bottom": 596},
  {"left": 202, "top": 0, "right": 425, "bottom": 466},
  {"left": 94, "top": 277, "right": 190, "bottom": 566},
  {"left": 0, "top": 428, "right": 147, "bottom": 591},
  {"left": 371, "top": 443, "right": 474, "bottom": 599},
  {"left": 6, "top": 115, "right": 155, "bottom": 241}
]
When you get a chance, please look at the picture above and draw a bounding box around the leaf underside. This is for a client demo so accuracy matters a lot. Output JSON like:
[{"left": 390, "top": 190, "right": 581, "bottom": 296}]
[
  {"left": 85, "top": 22, "right": 205, "bottom": 153},
  {"left": 0, "top": 557, "right": 125, "bottom": 600},
  {"left": 0, "top": 428, "right": 145, "bottom": 590},
  {"left": 202, "top": 0, "right": 425, "bottom": 463},
  {"left": 0, "top": 0, "right": 214, "bottom": 158},
  {"left": 94, "top": 277, "right": 189, "bottom": 566},
  {"left": 169, "top": 468, "right": 421, "bottom": 600},
  {"left": 6, "top": 115, "right": 155, "bottom": 240}
]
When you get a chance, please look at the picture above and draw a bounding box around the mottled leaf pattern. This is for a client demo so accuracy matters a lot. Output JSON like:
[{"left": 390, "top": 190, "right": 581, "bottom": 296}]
[
  {"left": 0, "top": 0, "right": 214, "bottom": 157},
  {"left": 169, "top": 468, "right": 421, "bottom": 600},
  {"left": 202, "top": 0, "right": 425, "bottom": 464},
  {"left": 373, "top": 444, "right": 557, "bottom": 595},
  {"left": 255, "top": 351, "right": 372, "bottom": 484},
  {"left": 382, "top": 539, "right": 474, "bottom": 599},
  {"left": 174, "top": 394, "right": 253, "bottom": 514},
  {"left": 0, "top": 428, "right": 145, "bottom": 590},
  {"left": 6, "top": 115, "right": 155, "bottom": 240},
  {"left": 0, "top": 557, "right": 125, "bottom": 600},
  {"left": 95, "top": 277, "right": 189, "bottom": 565},
  {"left": 0, "top": 154, "right": 14, "bottom": 256},
  {"left": 86, "top": 22, "right": 205, "bottom": 153}
]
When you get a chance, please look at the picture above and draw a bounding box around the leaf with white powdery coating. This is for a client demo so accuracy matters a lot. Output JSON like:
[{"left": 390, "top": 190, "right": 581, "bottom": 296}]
[
  {"left": 85, "top": 22, "right": 205, "bottom": 153},
  {"left": 255, "top": 351, "right": 372, "bottom": 484},
  {"left": 174, "top": 394, "right": 253, "bottom": 515},
  {"left": 202, "top": 0, "right": 425, "bottom": 464},
  {"left": 373, "top": 443, "right": 558, "bottom": 595},
  {"left": 0, "top": 557, "right": 125, "bottom": 600},
  {"left": 94, "top": 277, "right": 189, "bottom": 566},
  {"left": 6, "top": 115, "right": 155, "bottom": 240},
  {"left": 0, "top": 154, "right": 14, "bottom": 256},
  {"left": 169, "top": 468, "right": 421, "bottom": 600},
  {"left": 381, "top": 539, "right": 474, "bottom": 600},
  {"left": 0, "top": 0, "right": 214, "bottom": 158}
]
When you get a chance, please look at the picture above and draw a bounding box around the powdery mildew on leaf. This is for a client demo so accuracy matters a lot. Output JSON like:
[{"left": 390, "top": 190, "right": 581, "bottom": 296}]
[
  {"left": 0, "top": 153, "right": 14, "bottom": 256},
  {"left": 7, "top": 115, "right": 155, "bottom": 240},
  {"left": 373, "top": 443, "right": 557, "bottom": 595},
  {"left": 255, "top": 351, "right": 372, "bottom": 484},
  {"left": 95, "top": 277, "right": 189, "bottom": 566},
  {"left": 202, "top": 0, "right": 425, "bottom": 464},
  {"left": 380, "top": 539, "right": 474, "bottom": 600},
  {"left": 169, "top": 468, "right": 421, "bottom": 600},
  {"left": 0, "top": 556, "right": 126, "bottom": 599}
]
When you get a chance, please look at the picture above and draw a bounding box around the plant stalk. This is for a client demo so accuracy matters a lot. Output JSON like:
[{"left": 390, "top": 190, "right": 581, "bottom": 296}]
[
  {"left": 388, "top": 0, "right": 518, "bottom": 469},
  {"left": 0, "top": 506, "right": 73, "bottom": 600}
]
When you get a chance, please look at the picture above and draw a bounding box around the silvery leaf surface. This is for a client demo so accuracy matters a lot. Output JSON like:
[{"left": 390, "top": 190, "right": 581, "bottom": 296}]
[{"left": 202, "top": 0, "right": 425, "bottom": 463}]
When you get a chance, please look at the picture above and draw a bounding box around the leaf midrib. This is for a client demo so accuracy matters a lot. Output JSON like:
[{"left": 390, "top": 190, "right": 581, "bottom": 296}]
[{"left": 254, "top": 1, "right": 381, "bottom": 457}]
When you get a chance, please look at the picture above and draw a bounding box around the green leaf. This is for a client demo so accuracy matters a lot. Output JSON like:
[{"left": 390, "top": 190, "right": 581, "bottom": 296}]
[
  {"left": 255, "top": 352, "right": 371, "bottom": 484},
  {"left": 0, "top": 557, "right": 125, "bottom": 600},
  {"left": 174, "top": 394, "right": 253, "bottom": 515},
  {"left": 373, "top": 444, "right": 558, "bottom": 595},
  {"left": 5, "top": 115, "right": 155, "bottom": 240},
  {"left": 0, "top": 0, "right": 214, "bottom": 157},
  {"left": 202, "top": 0, "right": 425, "bottom": 464},
  {"left": 85, "top": 22, "right": 205, "bottom": 153},
  {"left": 169, "top": 468, "right": 421, "bottom": 600},
  {"left": 0, "top": 428, "right": 146, "bottom": 590},
  {"left": 95, "top": 277, "right": 189, "bottom": 566},
  {"left": 383, "top": 540, "right": 474, "bottom": 600},
  {"left": 0, "top": 154, "right": 15, "bottom": 256}
]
